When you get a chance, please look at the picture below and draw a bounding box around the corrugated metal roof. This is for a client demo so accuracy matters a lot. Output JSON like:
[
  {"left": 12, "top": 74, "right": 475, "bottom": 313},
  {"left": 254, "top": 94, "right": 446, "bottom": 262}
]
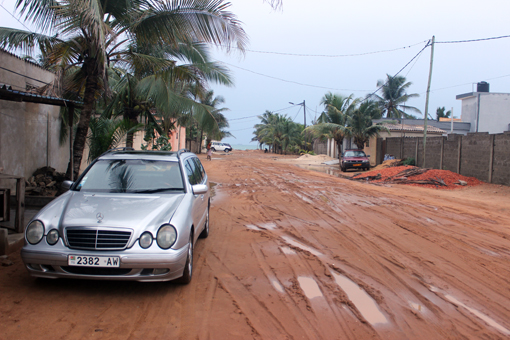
[
  {"left": 381, "top": 123, "right": 445, "bottom": 134},
  {"left": 0, "top": 83, "right": 82, "bottom": 107}
]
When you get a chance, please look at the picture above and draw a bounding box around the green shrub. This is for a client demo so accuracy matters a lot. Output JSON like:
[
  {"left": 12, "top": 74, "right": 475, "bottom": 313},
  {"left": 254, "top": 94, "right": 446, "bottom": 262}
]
[{"left": 402, "top": 157, "right": 415, "bottom": 166}]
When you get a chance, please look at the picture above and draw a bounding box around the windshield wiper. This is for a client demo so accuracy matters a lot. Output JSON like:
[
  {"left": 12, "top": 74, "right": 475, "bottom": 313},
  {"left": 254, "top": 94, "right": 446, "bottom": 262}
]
[{"left": 131, "top": 188, "right": 183, "bottom": 193}]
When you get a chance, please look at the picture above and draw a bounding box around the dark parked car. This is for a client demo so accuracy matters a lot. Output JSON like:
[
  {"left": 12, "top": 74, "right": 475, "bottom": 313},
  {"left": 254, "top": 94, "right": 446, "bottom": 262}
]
[
  {"left": 21, "top": 148, "right": 210, "bottom": 283},
  {"left": 340, "top": 149, "right": 371, "bottom": 172}
]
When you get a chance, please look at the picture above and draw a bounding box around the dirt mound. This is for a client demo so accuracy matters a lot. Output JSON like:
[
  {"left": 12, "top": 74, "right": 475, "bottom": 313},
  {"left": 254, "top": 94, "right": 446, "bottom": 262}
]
[
  {"left": 353, "top": 165, "right": 483, "bottom": 189},
  {"left": 296, "top": 154, "right": 334, "bottom": 162},
  {"left": 369, "top": 159, "right": 403, "bottom": 171}
]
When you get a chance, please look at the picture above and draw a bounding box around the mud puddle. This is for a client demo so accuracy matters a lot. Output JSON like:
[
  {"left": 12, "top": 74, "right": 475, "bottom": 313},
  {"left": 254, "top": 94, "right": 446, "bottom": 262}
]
[{"left": 331, "top": 271, "right": 388, "bottom": 325}]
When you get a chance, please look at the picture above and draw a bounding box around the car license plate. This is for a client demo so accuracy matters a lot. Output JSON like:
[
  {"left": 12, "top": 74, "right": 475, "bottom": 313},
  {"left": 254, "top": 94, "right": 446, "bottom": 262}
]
[
  {"left": 353, "top": 164, "right": 362, "bottom": 167},
  {"left": 68, "top": 255, "right": 120, "bottom": 267}
]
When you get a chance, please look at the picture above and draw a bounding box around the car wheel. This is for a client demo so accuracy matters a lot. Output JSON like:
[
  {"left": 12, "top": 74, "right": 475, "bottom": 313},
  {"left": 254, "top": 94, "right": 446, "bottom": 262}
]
[
  {"left": 176, "top": 233, "right": 193, "bottom": 284},
  {"left": 211, "top": 147, "right": 216, "bottom": 152},
  {"left": 340, "top": 166, "right": 346, "bottom": 172},
  {"left": 199, "top": 203, "right": 210, "bottom": 239}
]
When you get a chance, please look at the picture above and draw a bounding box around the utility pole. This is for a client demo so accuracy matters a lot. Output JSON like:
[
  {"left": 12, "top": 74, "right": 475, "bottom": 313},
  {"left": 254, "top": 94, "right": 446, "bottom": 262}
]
[
  {"left": 423, "top": 35, "right": 435, "bottom": 168},
  {"left": 303, "top": 100, "right": 306, "bottom": 127}
]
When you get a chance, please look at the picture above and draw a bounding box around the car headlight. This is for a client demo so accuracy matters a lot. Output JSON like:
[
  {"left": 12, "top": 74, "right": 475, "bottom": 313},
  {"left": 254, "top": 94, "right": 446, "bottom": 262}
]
[
  {"left": 26, "top": 220, "right": 44, "bottom": 245},
  {"left": 46, "top": 229, "right": 59, "bottom": 245},
  {"left": 139, "top": 232, "right": 153, "bottom": 249},
  {"left": 157, "top": 224, "right": 177, "bottom": 249}
]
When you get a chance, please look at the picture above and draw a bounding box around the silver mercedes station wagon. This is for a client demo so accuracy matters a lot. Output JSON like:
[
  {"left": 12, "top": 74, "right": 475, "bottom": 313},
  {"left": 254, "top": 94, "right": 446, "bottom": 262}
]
[{"left": 21, "top": 149, "right": 210, "bottom": 283}]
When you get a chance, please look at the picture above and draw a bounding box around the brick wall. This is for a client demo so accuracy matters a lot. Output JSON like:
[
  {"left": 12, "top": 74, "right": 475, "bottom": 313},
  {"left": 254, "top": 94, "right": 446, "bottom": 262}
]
[
  {"left": 492, "top": 132, "right": 510, "bottom": 185},
  {"left": 379, "top": 132, "right": 510, "bottom": 186},
  {"left": 461, "top": 133, "right": 492, "bottom": 182}
]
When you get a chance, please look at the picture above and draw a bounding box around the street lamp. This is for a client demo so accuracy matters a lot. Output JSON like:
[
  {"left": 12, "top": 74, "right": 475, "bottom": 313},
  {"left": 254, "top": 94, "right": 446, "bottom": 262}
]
[{"left": 289, "top": 100, "right": 306, "bottom": 127}]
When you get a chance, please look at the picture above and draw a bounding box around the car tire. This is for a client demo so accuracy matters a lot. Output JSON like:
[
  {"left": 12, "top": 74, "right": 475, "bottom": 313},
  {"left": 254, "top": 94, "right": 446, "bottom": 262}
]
[
  {"left": 199, "top": 203, "right": 210, "bottom": 239},
  {"left": 211, "top": 147, "right": 216, "bottom": 152},
  {"left": 176, "top": 233, "right": 193, "bottom": 284},
  {"left": 340, "top": 166, "right": 346, "bottom": 172}
]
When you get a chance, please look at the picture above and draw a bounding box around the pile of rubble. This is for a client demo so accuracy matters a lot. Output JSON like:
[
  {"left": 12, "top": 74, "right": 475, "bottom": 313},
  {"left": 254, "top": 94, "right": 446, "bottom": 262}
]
[
  {"left": 351, "top": 165, "right": 482, "bottom": 189},
  {"left": 26, "top": 166, "right": 67, "bottom": 197}
]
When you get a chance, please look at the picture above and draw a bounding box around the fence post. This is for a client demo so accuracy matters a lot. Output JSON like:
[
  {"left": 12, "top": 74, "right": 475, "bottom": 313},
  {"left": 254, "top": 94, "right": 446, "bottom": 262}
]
[
  {"left": 415, "top": 139, "right": 419, "bottom": 166},
  {"left": 440, "top": 137, "right": 444, "bottom": 170},
  {"left": 457, "top": 135, "right": 462, "bottom": 174},
  {"left": 488, "top": 134, "right": 495, "bottom": 183}
]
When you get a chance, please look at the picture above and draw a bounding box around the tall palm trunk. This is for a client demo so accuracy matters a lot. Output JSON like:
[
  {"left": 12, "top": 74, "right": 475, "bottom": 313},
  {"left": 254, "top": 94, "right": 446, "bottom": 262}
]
[
  {"left": 66, "top": 58, "right": 100, "bottom": 180},
  {"left": 336, "top": 139, "right": 343, "bottom": 159}
]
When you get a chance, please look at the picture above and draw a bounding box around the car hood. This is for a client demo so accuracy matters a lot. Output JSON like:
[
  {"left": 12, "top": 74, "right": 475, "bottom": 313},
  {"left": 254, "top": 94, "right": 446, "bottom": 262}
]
[{"left": 37, "top": 191, "right": 185, "bottom": 231}]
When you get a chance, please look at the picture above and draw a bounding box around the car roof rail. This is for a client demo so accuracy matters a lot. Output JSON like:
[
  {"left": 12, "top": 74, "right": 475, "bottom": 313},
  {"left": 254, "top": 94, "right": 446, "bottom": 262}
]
[
  {"left": 177, "top": 148, "right": 191, "bottom": 159},
  {"left": 100, "top": 147, "right": 135, "bottom": 157}
]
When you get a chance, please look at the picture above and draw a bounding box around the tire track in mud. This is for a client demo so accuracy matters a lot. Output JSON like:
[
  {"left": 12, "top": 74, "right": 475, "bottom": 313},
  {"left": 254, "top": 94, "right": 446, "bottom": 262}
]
[{"left": 203, "top": 155, "right": 510, "bottom": 339}]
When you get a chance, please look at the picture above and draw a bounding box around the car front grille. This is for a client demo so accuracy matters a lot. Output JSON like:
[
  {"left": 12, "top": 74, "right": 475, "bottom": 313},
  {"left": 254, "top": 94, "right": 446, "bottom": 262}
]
[
  {"left": 61, "top": 266, "right": 132, "bottom": 276},
  {"left": 66, "top": 228, "right": 132, "bottom": 250}
]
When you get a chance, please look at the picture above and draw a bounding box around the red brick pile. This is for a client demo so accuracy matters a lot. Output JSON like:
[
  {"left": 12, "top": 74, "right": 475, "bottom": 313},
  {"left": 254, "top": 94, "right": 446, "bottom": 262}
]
[{"left": 353, "top": 166, "right": 483, "bottom": 189}]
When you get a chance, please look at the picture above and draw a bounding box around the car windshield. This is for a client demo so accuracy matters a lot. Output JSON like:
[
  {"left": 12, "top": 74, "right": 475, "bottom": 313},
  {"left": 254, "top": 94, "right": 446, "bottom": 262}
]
[
  {"left": 344, "top": 151, "right": 366, "bottom": 157},
  {"left": 74, "top": 159, "right": 184, "bottom": 193}
]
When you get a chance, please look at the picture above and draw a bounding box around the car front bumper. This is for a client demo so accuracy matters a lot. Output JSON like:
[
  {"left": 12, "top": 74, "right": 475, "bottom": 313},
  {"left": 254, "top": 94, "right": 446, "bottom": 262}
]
[
  {"left": 342, "top": 162, "right": 370, "bottom": 169},
  {"left": 21, "top": 245, "right": 188, "bottom": 282}
]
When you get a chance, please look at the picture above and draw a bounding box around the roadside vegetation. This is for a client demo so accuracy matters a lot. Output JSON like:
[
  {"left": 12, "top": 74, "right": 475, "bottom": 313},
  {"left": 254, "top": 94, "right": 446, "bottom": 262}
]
[
  {"left": 252, "top": 74, "right": 422, "bottom": 155},
  {"left": 0, "top": 0, "right": 247, "bottom": 179}
]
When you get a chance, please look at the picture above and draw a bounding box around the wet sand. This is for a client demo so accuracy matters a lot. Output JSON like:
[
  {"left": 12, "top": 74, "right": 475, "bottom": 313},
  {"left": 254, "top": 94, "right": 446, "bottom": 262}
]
[{"left": 1, "top": 150, "right": 509, "bottom": 339}]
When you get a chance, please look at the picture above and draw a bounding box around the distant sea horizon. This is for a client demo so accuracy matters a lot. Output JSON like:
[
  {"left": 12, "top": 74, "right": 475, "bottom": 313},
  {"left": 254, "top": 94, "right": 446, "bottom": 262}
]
[{"left": 230, "top": 144, "right": 259, "bottom": 150}]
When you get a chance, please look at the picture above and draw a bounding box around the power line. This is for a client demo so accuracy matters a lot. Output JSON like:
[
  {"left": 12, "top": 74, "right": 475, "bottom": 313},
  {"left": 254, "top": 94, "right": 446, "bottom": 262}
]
[
  {"left": 0, "top": 65, "right": 53, "bottom": 85},
  {"left": 227, "top": 105, "right": 295, "bottom": 121},
  {"left": 436, "top": 34, "right": 510, "bottom": 44},
  {"left": 217, "top": 60, "right": 372, "bottom": 92},
  {"left": 0, "top": 2, "right": 33, "bottom": 32},
  {"left": 292, "top": 106, "right": 302, "bottom": 121},
  {"left": 217, "top": 40, "right": 428, "bottom": 58},
  {"left": 365, "top": 40, "right": 431, "bottom": 101}
]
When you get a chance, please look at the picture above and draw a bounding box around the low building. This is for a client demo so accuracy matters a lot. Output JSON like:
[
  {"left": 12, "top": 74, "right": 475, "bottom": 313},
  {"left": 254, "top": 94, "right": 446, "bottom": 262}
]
[
  {"left": 456, "top": 81, "right": 510, "bottom": 134},
  {"left": 364, "top": 121, "right": 446, "bottom": 165}
]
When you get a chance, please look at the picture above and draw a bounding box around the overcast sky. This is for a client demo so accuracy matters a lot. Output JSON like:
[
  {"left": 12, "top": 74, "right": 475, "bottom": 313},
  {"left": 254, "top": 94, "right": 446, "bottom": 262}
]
[{"left": 2, "top": 0, "right": 509, "bottom": 146}]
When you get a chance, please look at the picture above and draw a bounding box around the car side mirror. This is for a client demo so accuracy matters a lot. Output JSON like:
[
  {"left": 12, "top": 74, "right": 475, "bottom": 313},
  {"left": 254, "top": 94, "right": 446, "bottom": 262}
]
[
  {"left": 62, "top": 180, "right": 74, "bottom": 190},
  {"left": 192, "top": 184, "right": 208, "bottom": 195}
]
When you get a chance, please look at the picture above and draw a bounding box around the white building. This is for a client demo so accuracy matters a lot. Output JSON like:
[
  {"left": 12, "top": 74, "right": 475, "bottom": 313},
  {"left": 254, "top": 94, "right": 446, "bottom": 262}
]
[{"left": 456, "top": 82, "right": 510, "bottom": 134}]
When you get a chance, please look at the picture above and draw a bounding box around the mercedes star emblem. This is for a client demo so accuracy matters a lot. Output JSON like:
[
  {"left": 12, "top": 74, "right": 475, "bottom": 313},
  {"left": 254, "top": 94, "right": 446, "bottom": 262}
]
[{"left": 96, "top": 212, "right": 104, "bottom": 223}]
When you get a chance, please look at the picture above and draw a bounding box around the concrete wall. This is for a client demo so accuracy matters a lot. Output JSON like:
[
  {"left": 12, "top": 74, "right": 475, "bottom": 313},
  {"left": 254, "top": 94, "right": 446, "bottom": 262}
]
[
  {"left": 0, "top": 50, "right": 70, "bottom": 191},
  {"left": 379, "top": 132, "right": 510, "bottom": 186}
]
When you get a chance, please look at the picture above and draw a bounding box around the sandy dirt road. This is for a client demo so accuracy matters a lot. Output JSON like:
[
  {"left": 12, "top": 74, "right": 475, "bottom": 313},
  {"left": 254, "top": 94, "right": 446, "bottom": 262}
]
[{"left": 1, "top": 151, "right": 510, "bottom": 340}]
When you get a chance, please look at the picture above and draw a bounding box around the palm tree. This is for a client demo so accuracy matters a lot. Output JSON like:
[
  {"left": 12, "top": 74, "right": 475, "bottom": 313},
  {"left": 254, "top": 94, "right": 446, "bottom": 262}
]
[
  {"left": 304, "top": 93, "right": 357, "bottom": 158},
  {"left": 348, "top": 101, "right": 388, "bottom": 149},
  {"left": 196, "top": 90, "right": 232, "bottom": 149},
  {"left": 252, "top": 111, "right": 301, "bottom": 154},
  {"left": 252, "top": 110, "right": 276, "bottom": 150},
  {"left": 106, "top": 42, "right": 233, "bottom": 149},
  {"left": 0, "top": 0, "right": 247, "bottom": 179},
  {"left": 87, "top": 116, "right": 142, "bottom": 161},
  {"left": 373, "top": 74, "right": 421, "bottom": 119},
  {"left": 436, "top": 107, "right": 452, "bottom": 120}
]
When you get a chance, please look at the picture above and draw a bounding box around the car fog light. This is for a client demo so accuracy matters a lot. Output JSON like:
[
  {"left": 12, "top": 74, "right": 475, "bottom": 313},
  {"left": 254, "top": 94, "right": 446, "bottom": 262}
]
[
  {"left": 139, "top": 232, "right": 153, "bottom": 249},
  {"left": 157, "top": 224, "right": 177, "bottom": 249},
  {"left": 46, "top": 229, "right": 59, "bottom": 245},
  {"left": 153, "top": 268, "right": 169, "bottom": 275},
  {"left": 26, "top": 220, "right": 44, "bottom": 245}
]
